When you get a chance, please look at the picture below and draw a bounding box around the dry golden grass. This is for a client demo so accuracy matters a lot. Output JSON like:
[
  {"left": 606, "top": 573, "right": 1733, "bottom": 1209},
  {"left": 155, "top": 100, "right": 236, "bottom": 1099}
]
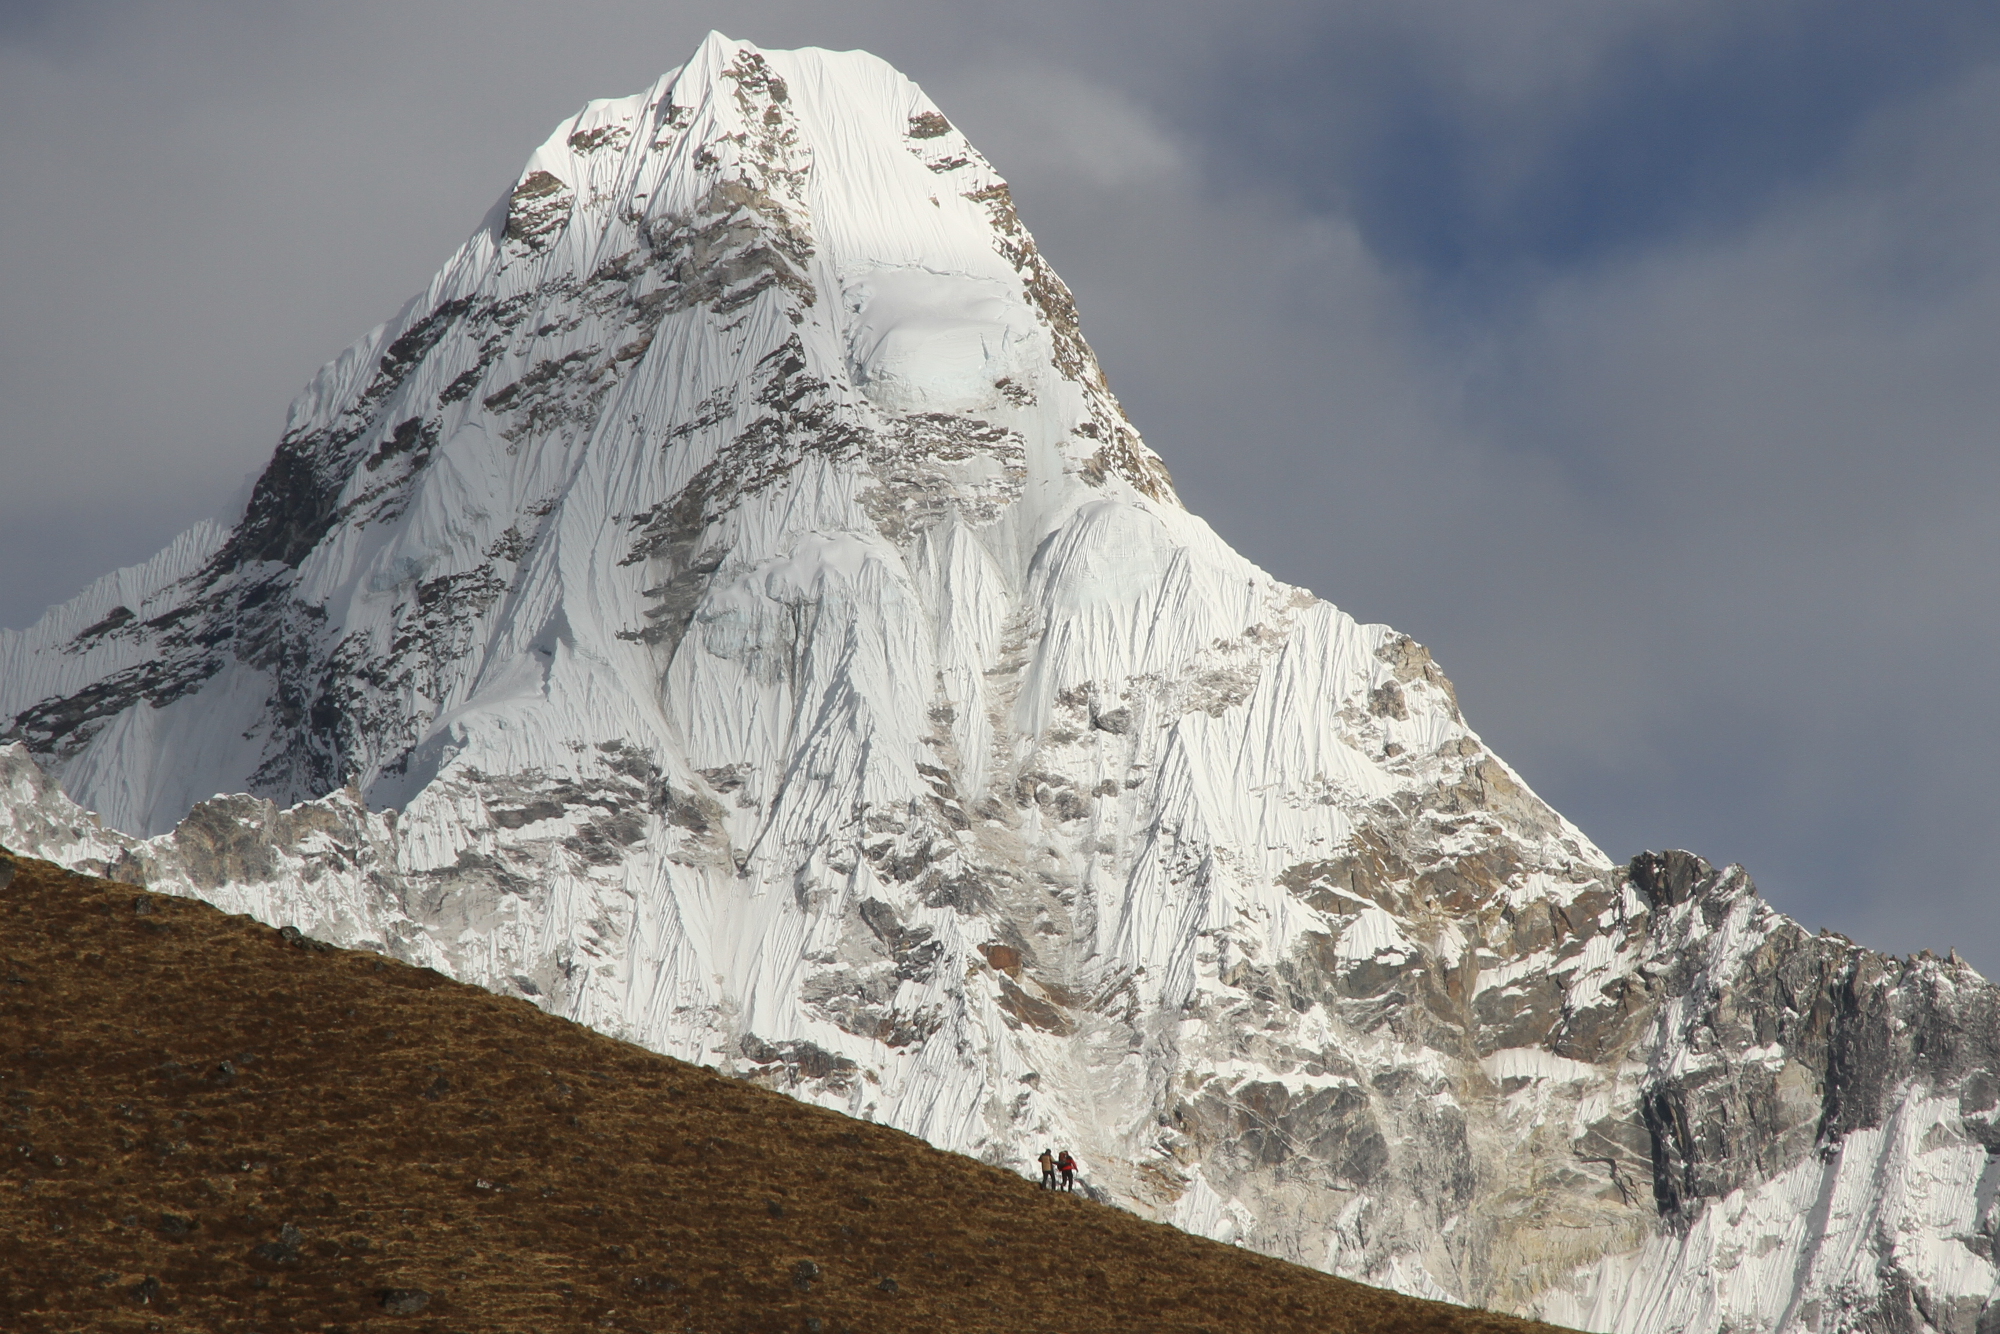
[{"left": 0, "top": 849, "right": 1576, "bottom": 1334}]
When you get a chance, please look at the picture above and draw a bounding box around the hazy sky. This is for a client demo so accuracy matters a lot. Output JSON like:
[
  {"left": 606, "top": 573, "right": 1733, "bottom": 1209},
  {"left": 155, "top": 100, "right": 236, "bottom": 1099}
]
[{"left": 3, "top": 1, "right": 1998, "bottom": 971}]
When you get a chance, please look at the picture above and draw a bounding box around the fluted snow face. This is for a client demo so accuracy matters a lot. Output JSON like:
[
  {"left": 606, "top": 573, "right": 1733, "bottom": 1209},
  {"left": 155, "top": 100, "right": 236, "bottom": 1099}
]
[{"left": 5, "top": 36, "right": 1998, "bottom": 1334}]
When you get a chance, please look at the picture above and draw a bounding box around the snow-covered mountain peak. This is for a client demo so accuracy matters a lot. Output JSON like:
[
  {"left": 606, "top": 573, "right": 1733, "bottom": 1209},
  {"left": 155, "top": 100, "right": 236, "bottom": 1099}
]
[
  {"left": 5, "top": 37, "right": 1997, "bottom": 1334},
  {"left": 4, "top": 35, "right": 1195, "bottom": 835}
]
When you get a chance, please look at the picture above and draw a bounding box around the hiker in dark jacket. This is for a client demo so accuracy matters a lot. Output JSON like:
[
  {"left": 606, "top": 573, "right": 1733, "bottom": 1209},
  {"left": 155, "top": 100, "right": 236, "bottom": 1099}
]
[
  {"left": 1057, "top": 1149, "right": 1076, "bottom": 1192},
  {"left": 1038, "top": 1148, "right": 1057, "bottom": 1189}
]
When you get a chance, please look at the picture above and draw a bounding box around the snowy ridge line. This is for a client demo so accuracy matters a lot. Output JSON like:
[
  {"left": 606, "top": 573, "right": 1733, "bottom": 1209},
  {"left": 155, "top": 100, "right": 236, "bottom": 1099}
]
[
  {"left": 5, "top": 34, "right": 1999, "bottom": 1334},
  {"left": 0, "top": 520, "right": 228, "bottom": 716}
]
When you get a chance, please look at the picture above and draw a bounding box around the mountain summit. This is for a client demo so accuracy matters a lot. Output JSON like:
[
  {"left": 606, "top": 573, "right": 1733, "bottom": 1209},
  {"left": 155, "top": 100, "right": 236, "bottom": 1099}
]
[{"left": 4, "top": 35, "right": 1996, "bottom": 1333}]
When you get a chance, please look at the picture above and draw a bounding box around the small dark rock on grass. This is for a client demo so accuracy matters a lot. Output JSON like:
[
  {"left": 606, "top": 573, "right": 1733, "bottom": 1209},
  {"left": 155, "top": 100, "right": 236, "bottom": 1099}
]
[
  {"left": 378, "top": 1287, "right": 432, "bottom": 1314},
  {"left": 251, "top": 1222, "right": 305, "bottom": 1265}
]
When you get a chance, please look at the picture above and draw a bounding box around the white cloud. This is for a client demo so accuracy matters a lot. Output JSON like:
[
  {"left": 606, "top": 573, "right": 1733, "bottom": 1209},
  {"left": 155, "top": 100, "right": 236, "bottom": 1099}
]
[{"left": 945, "top": 62, "right": 1187, "bottom": 188}]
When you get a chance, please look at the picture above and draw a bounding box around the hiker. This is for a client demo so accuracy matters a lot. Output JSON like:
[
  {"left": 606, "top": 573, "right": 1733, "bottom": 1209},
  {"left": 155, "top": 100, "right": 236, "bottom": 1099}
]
[
  {"left": 1038, "top": 1147, "right": 1057, "bottom": 1189},
  {"left": 1057, "top": 1149, "right": 1076, "bottom": 1192}
]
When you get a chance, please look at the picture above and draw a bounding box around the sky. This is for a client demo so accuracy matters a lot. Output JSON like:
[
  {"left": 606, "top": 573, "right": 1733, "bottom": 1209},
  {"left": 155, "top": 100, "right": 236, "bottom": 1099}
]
[{"left": 2, "top": 1, "right": 1998, "bottom": 972}]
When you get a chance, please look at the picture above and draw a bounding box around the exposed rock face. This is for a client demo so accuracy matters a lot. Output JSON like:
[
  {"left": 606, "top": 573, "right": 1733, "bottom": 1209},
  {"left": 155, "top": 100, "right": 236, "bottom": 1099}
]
[{"left": 2, "top": 35, "right": 1995, "bottom": 1334}]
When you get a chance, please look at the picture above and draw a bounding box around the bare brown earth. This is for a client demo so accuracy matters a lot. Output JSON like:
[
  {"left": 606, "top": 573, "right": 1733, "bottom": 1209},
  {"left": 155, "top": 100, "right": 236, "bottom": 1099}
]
[{"left": 0, "top": 848, "right": 1577, "bottom": 1334}]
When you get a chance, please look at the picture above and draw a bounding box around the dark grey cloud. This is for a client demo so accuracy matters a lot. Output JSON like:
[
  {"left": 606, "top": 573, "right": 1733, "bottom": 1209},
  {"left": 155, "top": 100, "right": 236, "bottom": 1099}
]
[
  {"left": 3, "top": 2, "right": 1998, "bottom": 972},
  {"left": 1152, "top": 1, "right": 2000, "bottom": 282}
]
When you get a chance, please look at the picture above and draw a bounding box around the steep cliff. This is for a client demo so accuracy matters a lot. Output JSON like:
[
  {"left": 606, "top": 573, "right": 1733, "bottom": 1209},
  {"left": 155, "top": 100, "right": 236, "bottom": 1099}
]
[{"left": 4, "top": 35, "right": 1995, "bottom": 1332}]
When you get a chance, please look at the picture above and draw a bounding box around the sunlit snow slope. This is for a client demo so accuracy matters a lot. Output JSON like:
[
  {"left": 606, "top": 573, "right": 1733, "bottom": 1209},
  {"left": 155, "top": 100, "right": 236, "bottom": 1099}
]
[{"left": 4, "top": 35, "right": 1996, "bottom": 1334}]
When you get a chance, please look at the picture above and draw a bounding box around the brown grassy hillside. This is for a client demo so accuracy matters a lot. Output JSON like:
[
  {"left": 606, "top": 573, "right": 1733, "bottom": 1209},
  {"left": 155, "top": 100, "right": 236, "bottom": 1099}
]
[{"left": 0, "top": 849, "right": 1575, "bottom": 1334}]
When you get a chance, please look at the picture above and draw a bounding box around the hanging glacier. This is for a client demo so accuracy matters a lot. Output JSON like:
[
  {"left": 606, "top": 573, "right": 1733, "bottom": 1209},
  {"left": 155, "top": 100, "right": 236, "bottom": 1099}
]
[{"left": 3, "top": 34, "right": 1996, "bottom": 1334}]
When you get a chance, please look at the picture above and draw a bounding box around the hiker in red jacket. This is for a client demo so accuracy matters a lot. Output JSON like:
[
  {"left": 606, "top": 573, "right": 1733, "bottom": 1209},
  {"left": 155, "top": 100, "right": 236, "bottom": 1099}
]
[{"left": 1057, "top": 1149, "right": 1077, "bottom": 1192}]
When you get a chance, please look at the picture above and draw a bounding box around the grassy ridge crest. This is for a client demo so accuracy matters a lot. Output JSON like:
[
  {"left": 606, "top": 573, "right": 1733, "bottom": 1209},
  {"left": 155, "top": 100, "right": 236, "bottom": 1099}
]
[{"left": 0, "top": 849, "right": 1573, "bottom": 1333}]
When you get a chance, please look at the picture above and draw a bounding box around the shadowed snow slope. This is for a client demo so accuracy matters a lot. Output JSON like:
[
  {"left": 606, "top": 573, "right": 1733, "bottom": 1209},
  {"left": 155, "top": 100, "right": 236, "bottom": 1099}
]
[{"left": 4, "top": 34, "right": 1997, "bottom": 1334}]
